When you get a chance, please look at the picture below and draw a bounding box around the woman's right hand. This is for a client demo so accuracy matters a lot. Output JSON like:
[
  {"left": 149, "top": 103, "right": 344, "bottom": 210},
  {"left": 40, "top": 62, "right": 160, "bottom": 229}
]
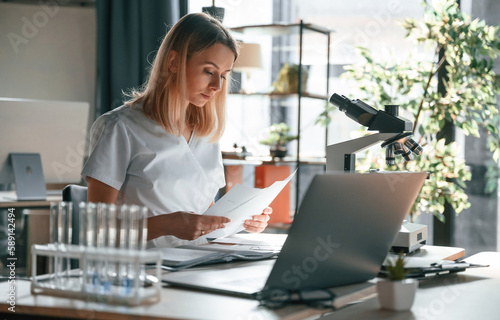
[{"left": 147, "top": 212, "right": 230, "bottom": 241}]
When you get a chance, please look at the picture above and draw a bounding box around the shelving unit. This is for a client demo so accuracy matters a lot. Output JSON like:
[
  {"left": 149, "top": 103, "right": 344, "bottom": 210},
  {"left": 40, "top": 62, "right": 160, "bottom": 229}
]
[{"left": 230, "top": 21, "right": 331, "bottom": 214}]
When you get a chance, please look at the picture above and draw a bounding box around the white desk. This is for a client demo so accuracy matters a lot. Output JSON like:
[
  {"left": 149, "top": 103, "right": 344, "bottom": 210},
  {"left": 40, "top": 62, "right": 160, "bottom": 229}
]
[
  {"left": 1, "top": 250, "right": 498, "bottom": 319},
  {"left": 1, "top": 191, "right": 62, "bottom": 276},
  {"left": 0, "top": 191, "right": 62, "bottom": 208},
  {"left": 319, "top": 251, "right": 500, "bottom": 320}
]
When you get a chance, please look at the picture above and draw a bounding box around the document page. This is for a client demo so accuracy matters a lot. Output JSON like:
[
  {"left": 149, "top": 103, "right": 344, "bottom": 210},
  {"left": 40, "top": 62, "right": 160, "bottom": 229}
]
[
  {"left": 210, "top": 233, "right": 287, "bottom": 252},
  {"left": 203, "top": 170, "right": 295, "bottom": 239},
  {"left": 158, "top": 247, "right": 225, "bottom": 267}
]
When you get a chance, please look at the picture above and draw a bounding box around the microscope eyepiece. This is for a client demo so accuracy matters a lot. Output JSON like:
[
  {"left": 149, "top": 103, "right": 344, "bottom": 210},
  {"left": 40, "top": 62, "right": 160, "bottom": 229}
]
[{"left": 329, "top": 93, "right": 378, "bottom": 127}]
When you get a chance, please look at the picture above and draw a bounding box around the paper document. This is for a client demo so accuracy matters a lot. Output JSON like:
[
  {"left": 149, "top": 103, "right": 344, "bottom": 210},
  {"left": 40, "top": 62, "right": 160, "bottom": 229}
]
[
  {"left": 158, "top": 247, "right": 224, "bottom": 267},
  {"left": 211, "top": 233, "right": 287, "bottom": 246},
  {"left": 203, "top": 170, "right": 296, "bottom": 239},
  {"left": 209, "top": 233, "right": 287, "bottom": 252},
  {"left": 157, "top": 244, "right": 278, "bottom": 270}
]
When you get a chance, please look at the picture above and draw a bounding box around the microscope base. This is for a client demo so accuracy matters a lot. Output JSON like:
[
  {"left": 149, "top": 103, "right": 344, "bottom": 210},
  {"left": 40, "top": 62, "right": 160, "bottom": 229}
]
[{"left": 391, "top": 222, "right": 428, "bottom": 254}]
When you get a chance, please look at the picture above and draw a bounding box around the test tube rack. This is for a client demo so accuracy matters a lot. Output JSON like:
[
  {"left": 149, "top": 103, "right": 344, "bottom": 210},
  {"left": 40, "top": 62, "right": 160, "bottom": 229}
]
[{"left": 31, "top": 244, "right": 162, "bottom": 306}]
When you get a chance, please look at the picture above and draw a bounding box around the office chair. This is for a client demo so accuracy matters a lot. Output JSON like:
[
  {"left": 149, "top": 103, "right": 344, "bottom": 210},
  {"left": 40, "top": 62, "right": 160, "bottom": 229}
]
[{"left": 62, "top": 184, "right": 87, "bottom": 246}]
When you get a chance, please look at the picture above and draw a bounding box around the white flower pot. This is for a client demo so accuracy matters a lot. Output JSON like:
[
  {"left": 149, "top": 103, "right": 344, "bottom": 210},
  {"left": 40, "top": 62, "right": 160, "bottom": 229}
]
[{"left": 376, "top": 279, "right": 418, "bottom": 311}]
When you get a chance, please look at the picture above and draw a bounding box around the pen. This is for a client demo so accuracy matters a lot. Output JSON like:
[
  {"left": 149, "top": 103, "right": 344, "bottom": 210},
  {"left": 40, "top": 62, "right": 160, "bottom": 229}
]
[{"left": 433, "top": 262, "right": 470, "bottom": 270}]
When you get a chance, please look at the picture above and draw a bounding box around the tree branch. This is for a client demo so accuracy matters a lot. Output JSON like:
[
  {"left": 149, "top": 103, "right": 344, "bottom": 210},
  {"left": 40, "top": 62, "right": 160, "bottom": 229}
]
[{"left": 413, "top": 44, "right": 447, "bottom": 135}]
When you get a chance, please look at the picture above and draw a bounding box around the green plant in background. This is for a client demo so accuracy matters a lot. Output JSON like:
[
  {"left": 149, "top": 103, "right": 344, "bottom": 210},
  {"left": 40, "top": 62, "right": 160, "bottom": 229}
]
[
  {"left": 318, "top": 0, "right": 500, "bottom": 221},
  {"left": 271, "top": 63, "right": 309, "bottom": 94},
  {"left": 260, "top": 122, "right": 298, "bottom": 147}
]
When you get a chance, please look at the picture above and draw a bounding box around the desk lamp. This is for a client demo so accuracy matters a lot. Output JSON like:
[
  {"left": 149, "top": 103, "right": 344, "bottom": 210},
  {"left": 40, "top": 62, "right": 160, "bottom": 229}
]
[{"left": 326, "top": 93, "right": 422, "bottom": 172}]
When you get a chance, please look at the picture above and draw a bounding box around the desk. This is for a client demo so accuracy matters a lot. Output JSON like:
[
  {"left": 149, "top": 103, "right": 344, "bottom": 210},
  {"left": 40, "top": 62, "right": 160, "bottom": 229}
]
[
  {"left": 0, "top": 191, "right": 62, "bottom": 209},
  {"left": 320, "top": 251, "right": 500, "bottom": 320},
  {"left": 0, "top": 192, "right": 62, "bottom": 276},
  {"left": 1, "top": 250, "right": 497, "bottom": 319},
  {"left": 409, "top": 245, "right": 465, "bottom": 261}
]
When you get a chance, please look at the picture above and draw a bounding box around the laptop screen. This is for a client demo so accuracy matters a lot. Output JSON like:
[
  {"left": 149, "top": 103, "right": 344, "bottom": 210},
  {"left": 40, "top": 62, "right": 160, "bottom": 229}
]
[{"left": 265, "top": 172, "right": 427, "bottom": 290}]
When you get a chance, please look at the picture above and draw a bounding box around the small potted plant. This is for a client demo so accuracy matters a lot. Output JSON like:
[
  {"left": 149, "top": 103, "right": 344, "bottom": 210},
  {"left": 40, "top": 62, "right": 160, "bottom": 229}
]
[
  {"left": 259, "top": 123, "right": 297, "bottom": 159},
  {"left": 376, "top": 254, "right": 418, "bottom": 311}
]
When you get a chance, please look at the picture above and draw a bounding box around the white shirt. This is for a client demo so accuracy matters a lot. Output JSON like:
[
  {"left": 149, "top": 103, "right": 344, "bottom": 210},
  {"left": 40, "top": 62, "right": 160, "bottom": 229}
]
[{"left": 81, "top": 104, "right": 226, "bottom": 247}]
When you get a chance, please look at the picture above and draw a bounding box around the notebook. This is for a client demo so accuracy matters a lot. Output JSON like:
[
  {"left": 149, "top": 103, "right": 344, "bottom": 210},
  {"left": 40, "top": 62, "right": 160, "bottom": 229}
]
[{"left": 162, "top": 171, "right": 427, "bottom": 298}]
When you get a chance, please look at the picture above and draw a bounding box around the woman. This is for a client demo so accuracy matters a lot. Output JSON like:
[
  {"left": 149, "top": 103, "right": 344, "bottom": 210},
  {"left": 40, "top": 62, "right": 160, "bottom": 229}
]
[{"left": 81, "top": 13, "right": 271, "bottom": 248}]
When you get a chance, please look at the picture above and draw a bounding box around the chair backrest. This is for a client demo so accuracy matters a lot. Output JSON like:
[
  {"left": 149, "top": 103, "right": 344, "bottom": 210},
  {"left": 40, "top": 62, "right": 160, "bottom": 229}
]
[{"left": 62, "top": 184, "right": 87, "bottom": 245}]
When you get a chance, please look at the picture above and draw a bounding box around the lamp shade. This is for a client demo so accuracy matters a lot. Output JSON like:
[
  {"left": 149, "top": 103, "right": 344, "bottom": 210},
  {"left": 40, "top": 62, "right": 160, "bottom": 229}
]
[
  {"left": 233, "top": 43, "right": 263, "bottom": 73},
  {"left": 202, "top": 6, "right": 224, "bottom": 23}
]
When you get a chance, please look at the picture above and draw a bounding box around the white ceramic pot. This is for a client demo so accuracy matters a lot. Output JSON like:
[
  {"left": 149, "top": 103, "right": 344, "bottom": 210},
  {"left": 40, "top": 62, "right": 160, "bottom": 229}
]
[{"left": 376, "top": 279, "right": 418, "bottom": 311}]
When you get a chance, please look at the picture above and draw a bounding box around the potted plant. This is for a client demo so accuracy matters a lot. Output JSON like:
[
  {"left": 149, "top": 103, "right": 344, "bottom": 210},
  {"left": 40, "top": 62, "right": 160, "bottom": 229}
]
[
  {"left": 271, "top": 63, "right": 309, "bottom": 94},
  {"left": 376, "top": 254, "right": 418, "bottom": 311},
  {"left": 259, "top": 122, "right": 297, "bottom": 159}
]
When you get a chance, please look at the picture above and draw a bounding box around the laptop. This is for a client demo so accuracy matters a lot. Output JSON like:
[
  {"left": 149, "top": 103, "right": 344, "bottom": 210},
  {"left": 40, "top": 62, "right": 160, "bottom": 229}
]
[{"left": 162, "top": 171, "right": 427, "bottom": 298}]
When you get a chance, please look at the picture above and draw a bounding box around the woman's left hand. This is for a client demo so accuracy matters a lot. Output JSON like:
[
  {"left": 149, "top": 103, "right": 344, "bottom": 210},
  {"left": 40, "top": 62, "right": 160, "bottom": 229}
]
[{"left": 243, "top": 207, "right": 272, "bottom": 233}]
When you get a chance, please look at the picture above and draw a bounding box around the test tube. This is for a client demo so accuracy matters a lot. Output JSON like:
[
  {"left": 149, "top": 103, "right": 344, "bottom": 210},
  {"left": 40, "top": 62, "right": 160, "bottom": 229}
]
[
  {"left": 78, "top": 202, "right": 87, "bottom": 247},
  {"left": 49, "top": 202, "right": 59, "bottom": 287},
  {"left": 118, "top": 204, "right": 133, "bottom": 295},
  {"left": 105, "top": 204, "right": 118, "bottom": 294},
  {"left": 83, "top": 202, "right": 98, "bottom": 292},
  {"left": 96, "top": 203, "right": 107, "bottom": 248},
  {"left": 96, "top": 203, "right": 111, "bottom": 294},
  {"left": 52, "top": 202, "right": 72, "bottom": 289},
  {"left": 138, "top": 206, "right": 149, "bottom": 289},
  {"left": 85, "top": 203, "right": 97, "bottom": 247},
  {"left": 64, "top": 202, "right": 72, "bottom": 288},
  {"left": 128, "top": 205, "right": 140, "bottom": 250},
  {"left": 77, "top": 202, "right": 87, "bottom": 288},
  {"left": 106, "top": 204, "right": 118, "bottom": 248},
  {"left": 138, "top": 206, "right": 148, "bottom": 251},
  {"left": 58, "top": 202, "right": 69, "bottom": 286},
  {"left": 49, "top": 202, "right": 58, "bottom": 244},
  {"left": 129, "top": 205, "right": 142, "bottom": 293}
]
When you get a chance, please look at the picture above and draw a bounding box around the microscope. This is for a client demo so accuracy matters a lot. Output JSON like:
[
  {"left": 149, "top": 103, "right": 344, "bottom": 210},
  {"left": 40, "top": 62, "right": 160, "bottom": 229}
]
[
  {"left": 326, "top": 93, "right": 427, "bottom": 253},
  {"left": 326, "top": 93, "right": 422, "bottom": 172}
]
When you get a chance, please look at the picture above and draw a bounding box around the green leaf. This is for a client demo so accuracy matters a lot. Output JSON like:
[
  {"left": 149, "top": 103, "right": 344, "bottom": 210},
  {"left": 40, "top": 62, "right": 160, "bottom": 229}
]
[{"left": 326, "top": 0, "right": 500, "bottom": 221}]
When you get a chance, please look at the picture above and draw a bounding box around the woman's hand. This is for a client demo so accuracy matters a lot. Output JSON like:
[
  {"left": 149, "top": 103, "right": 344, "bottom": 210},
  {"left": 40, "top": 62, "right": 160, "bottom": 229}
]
[
  {"left": 243, "top": 207, "right": 272, "bottom": 233},
  {"left": 148, "top": 212, "right": 230, "bottom": 241},
  {"left": 88, "top": 178, "right": 231, "bottom": 241}
]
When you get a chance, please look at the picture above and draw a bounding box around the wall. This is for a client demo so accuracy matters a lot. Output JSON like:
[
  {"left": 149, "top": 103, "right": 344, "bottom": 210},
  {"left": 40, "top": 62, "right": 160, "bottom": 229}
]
[
  {"left": 0, "top": 2, "right": 96, "bottom": 122},
  {"left": 0, "top": 2, "right": 96, "bottom": 274}
]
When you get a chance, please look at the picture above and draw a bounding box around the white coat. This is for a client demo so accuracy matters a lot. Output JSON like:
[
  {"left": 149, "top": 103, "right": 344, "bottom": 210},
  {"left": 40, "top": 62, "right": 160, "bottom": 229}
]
[{"left": 81, "top": 104, "right": 226, "bottom": 247}]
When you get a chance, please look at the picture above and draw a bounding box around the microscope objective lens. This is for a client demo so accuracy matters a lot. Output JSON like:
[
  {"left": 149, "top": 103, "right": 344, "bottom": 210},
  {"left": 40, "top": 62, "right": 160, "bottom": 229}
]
[
  {"left": 386, "top": 145, "right": 396, "bottom": 165},
  {"left": 393, "top": 142, "right": 404, "bottom": 155},
  {"left": 404, "top": 138, "right": 423, "bottom": 155}
]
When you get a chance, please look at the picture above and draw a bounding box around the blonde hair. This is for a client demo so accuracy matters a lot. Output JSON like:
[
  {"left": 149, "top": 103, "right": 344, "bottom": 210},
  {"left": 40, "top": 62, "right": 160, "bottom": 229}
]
[{"left": 126, "top": 13, "right": 238, "bottom": 142}]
